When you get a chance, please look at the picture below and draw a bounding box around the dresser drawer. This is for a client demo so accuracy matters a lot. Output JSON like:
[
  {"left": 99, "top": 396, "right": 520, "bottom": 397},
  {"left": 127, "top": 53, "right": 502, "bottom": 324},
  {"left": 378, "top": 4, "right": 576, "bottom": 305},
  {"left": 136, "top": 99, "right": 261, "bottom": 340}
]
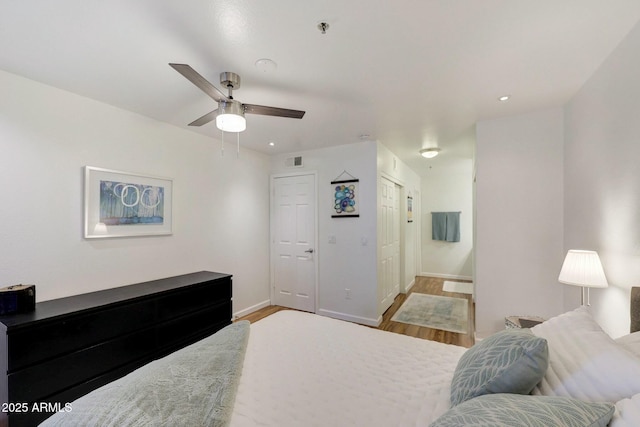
[
  {"left": 9, "top": 328, "right": 156, "bottom": 403},
  {"left": 157, "top": 300, "right": 231, "bottom": 350},
  {"left": 7, "top": 301, "right": 156, "bottom": 371},
  {"left": 155, "top": 279, "right": 231, "bottom": 322}
]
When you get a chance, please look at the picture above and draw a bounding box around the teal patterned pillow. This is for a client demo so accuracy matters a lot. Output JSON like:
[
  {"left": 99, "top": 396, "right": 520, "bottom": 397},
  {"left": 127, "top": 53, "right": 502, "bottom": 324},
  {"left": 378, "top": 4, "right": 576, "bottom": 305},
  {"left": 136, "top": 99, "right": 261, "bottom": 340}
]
[
  {"left": 450, "top": 329, "right": 548, "bottom": 406},
  {"left": 429, "top": 394, "right": 614, "bottom": 427}
]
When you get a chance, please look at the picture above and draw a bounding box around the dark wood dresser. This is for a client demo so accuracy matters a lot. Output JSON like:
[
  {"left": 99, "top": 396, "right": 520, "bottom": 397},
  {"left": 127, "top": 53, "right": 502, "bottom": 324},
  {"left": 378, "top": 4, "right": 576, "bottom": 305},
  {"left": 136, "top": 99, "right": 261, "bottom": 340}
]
[{"left": 0, "top": 271, "right": 232, "bottom": 426}]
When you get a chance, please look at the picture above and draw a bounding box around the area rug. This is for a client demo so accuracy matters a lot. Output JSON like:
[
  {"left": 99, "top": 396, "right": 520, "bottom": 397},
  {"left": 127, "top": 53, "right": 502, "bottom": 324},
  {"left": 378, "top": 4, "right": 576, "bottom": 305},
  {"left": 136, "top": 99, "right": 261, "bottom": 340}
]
[
  {"left": 443, "top": 280, "right": 474, "bottom": 295},
  {"left": 391, "top": 293, "right": 469, "bottom": 334}
]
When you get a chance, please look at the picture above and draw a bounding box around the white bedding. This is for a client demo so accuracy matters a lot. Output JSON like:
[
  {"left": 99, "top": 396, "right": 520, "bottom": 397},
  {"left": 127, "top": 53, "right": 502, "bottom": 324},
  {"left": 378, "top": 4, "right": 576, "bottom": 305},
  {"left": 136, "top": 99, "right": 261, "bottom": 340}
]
[
  {"left": 616, "top": 331, "right": 640, "bottom": 357},
  {"left": 229, "top": 310, "right": 467, "bottom": 427},
  {"left": 35, "top": 305, "right": 640, "bottom": 426},
  {"left": 531, "top": 306, "right": 640, "bottom": 403},
  {"left": 611, "top": 393, "right": 640, "bottom": 427}
]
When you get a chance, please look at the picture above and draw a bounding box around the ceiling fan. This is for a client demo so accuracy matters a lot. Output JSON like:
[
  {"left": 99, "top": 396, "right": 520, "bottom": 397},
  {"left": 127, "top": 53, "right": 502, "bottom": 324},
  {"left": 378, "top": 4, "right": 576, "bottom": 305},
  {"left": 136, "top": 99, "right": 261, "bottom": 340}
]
[{"left": 169, "top": 63, "right": 305, "bottom": 133}]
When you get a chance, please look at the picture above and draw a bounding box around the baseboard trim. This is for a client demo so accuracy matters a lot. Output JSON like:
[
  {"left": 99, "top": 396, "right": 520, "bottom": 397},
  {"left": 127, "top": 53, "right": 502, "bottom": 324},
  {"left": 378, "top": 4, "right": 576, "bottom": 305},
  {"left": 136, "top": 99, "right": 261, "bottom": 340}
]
[
  {"left": 318, "top": 309, "right": 381, "bottom": 327},
  {"left": 419, "top": 272, "right": 473, "bottom": 281},
  {"left": 233, "top": 299, "right": 271, "bottom": 320},
  {"left": 405, "top": 278, "right": 416, "bottom": 293}
]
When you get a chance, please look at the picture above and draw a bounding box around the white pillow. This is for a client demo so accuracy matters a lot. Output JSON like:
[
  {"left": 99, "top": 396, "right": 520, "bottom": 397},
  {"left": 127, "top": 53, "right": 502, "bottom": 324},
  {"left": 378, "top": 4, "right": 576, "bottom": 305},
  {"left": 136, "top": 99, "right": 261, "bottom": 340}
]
[
  {"left": 531, "top": 306, "right": 640, "bottom": 403},
  {"left": 610, "top": 393, "right": 640, "bottom": 427},
  {"left": 616, "top": 332, "right": 640, "bottom": 357}
]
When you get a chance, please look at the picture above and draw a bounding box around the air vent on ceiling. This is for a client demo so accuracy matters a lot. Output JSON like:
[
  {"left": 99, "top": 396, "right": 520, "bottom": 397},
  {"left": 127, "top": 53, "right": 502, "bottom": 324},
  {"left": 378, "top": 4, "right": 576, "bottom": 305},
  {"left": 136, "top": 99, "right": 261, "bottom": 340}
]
[{"left": 285, "top": 156, "right": 303, "bottom": 168}]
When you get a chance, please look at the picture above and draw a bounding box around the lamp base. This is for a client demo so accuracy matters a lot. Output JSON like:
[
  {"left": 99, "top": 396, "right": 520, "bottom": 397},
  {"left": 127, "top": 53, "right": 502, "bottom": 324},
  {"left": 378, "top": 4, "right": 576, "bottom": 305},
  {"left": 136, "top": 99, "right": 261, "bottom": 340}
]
[{"left": 581, "top": 286, "right": 591, "bottom": 306}]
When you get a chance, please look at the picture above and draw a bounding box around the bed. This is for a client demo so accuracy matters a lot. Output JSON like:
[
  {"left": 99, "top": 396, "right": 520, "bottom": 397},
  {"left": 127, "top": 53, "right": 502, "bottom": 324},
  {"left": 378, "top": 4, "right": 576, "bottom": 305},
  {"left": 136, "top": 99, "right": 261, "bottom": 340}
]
[{"left": 39, "top": 286, "right": 640, "bottom": 427}]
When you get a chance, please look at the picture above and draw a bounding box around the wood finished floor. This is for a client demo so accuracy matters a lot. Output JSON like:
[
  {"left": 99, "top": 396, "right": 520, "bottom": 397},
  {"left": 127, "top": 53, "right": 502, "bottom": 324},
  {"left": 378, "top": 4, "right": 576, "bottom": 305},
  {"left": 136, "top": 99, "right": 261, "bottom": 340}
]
[{"left": 238, "top": 276, "right": 475, "bottom": 348}]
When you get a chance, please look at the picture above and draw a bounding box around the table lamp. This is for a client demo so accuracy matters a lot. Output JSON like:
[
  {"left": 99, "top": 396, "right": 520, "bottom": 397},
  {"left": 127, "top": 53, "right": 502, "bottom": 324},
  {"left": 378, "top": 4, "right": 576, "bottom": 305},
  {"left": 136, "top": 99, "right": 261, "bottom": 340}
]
[{"left": 558, "top": 249, "right": 608, "bottom": 306}]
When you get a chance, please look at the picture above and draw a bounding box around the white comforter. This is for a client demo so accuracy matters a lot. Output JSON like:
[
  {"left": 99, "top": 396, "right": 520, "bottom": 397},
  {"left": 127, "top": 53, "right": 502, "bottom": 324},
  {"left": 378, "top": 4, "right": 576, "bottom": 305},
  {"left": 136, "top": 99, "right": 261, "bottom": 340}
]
[
  {"left": 528, "top": 307, "right": 640, "bottom": 427},
  {"left": 229, "top": 310, "right": 467, "bottom": 427}
]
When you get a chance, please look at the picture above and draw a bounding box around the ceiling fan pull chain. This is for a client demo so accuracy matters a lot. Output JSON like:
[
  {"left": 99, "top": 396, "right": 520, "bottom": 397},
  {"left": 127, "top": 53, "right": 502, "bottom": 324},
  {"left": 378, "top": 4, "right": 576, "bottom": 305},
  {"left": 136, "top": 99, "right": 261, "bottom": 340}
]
[
  {"left": 221, "top": 129, "right": 224, "bottom": 156},
  {"left": 237, "top": 132, "right": 240, "bottom": 158}
]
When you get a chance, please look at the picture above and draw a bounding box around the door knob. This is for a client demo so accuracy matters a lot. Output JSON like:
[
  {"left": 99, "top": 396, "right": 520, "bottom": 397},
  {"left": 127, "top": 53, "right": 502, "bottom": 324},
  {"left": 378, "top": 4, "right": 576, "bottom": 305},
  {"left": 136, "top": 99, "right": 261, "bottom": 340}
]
[{"left": 304, "top": 249, "right": 314, "bottom": 253}]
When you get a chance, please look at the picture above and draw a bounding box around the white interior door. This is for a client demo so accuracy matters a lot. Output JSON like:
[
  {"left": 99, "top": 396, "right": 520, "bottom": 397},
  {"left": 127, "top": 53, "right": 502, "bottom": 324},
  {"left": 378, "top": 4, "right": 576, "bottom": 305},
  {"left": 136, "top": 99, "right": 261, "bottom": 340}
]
[
  {"left": 380, "top": 176, "right": 401, "bottom": 311},
  {"left": 272, "top": 174, "right": 316, "bottom": 312}
]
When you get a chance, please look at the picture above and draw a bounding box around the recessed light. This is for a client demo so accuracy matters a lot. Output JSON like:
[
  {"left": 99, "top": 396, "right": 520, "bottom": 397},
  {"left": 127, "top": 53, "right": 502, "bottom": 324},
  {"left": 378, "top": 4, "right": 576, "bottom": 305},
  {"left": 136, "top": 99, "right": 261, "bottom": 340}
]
[
  {"left": 498, "top": 95, "right": 510, "bottom": 102},
  {"left": 268, "top": 141, "right": 275, "bottom": 147}
]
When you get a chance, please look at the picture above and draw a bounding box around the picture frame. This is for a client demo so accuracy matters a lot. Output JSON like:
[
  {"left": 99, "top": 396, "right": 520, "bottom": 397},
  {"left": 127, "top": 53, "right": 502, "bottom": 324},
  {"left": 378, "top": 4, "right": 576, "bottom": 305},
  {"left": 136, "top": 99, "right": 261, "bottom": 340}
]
[
  {"left": 407, "top": 195, "right": 413, "bottom": 223},
  {"left": 84, "top": 166, "right": 173, "bottom": 238},
  {"left": 331, "top": 178, "right": 359, "bottom": 218}
]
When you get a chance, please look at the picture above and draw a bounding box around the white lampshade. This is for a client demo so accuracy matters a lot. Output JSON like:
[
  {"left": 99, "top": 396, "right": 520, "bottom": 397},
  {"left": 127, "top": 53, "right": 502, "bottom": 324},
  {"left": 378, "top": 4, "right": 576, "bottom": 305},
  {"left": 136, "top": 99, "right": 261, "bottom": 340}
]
[
  {"left": 216, "top": 100, "right": 246, "bottom": 132},
  {"left": 558, "top": 250, "right": 608, "bottom": 288}
]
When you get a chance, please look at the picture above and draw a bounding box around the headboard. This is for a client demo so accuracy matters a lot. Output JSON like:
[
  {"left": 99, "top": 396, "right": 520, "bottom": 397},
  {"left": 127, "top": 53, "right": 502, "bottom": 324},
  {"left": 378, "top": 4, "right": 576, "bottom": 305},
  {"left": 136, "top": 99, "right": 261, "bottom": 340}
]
[{"left": 632, "top": 286, "right": 640, "bottom": 333}]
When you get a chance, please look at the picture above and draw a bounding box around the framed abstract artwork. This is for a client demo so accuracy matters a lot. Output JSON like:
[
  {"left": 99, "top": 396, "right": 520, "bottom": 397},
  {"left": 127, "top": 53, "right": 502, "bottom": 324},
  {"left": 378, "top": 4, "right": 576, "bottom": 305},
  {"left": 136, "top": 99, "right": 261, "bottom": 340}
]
[
  {"left": 84, "top": 166, "right": 173, "bottom": 238},
  {"left": 331, "top": 178, "right": 359, "bottom": 218}
]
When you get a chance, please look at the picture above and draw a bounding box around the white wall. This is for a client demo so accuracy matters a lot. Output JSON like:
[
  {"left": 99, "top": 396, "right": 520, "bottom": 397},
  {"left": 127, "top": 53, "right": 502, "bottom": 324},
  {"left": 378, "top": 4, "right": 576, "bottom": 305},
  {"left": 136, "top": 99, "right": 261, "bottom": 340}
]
[
  {"left": 563, "top": 22, "right": 640, "bottom": 337},
  {"left": 270, "top": 142, "right": 379, "bottom": 324},
  {"left": 475, "top": 108, "right": 565, "bottom": 337},
  {"left": 269, "top": 141, "right": 420, "bottom": 325},
  {"left": 420, "top": 159, "right": 473, "bottom": 280},
  {"left": 0, "top": 70, "right": 271, "bottom": 316}
]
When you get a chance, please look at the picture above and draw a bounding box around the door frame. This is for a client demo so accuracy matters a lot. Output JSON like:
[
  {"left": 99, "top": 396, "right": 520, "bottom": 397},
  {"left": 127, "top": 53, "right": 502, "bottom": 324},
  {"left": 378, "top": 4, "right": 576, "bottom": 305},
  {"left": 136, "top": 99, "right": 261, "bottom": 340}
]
[
  {"left": 269, "top": 171, "right": 319, "bottom": 313},
  {"left": 412, "top": 188, "right": 422, "bottom": 287},
  {"left": 378, "top": 172, "right": 406, "bottom": 311}
]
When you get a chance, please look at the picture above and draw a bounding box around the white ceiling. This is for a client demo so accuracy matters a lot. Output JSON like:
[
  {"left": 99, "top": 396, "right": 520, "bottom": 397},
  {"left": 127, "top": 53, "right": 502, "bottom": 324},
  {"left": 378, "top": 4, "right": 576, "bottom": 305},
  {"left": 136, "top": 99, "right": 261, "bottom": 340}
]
[{"left": 2, "top": 1, "right": 639, "bottom": 175}]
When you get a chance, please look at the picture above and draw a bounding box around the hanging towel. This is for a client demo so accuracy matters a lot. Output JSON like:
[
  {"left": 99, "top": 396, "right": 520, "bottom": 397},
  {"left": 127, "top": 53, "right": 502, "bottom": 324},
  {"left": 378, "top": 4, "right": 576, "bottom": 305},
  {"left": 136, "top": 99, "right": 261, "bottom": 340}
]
[
  {"left": 432, "top": 212, "right": 461, "bottom": 242},
  {"left": 431, "top": 212, "right": 447, "bottom": 240},
  {"left": 445, "top": 212, "right": 461, "bottom": 242}
]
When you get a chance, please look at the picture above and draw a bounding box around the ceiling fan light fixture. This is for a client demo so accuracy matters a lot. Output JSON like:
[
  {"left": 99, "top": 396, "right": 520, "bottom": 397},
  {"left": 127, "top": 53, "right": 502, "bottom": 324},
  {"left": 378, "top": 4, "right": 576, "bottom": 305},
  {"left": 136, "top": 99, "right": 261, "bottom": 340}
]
[
  {"left": 420, "top": 147, "right": 441, "bottom": 158},
  {"left": 169, "top": 64, "right": 305, "bottom": 131},
  {"left": 216, "top": 99, "right": 246, "bottom": 132}
]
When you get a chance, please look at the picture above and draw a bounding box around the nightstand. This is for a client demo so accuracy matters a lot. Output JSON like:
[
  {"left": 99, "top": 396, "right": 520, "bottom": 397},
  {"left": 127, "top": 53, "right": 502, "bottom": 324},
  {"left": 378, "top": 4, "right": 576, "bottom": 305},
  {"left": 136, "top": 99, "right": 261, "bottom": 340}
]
[{"left": 505, "top": 315, "right": 545, "bottom": 329}]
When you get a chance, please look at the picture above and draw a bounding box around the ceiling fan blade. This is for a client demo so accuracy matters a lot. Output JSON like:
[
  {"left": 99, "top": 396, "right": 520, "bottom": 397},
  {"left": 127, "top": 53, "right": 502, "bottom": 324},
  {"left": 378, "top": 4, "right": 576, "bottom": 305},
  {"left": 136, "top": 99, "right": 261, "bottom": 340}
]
[
  {"left": 169, "top": 63, "right": 228, "bottom": 102},
  {"left": 188, "top": 109, "right": 218, "bottom": 127},
  {"left": 244, "top": 104, "right": 305, "bottom": 119}
]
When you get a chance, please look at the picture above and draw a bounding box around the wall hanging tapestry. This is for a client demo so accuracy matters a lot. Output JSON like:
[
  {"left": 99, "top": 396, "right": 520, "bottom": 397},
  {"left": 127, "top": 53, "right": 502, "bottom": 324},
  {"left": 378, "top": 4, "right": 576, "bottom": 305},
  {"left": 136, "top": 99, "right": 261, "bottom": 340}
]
[{"left": 331, "top": 170, "right": 359, "bottom": 218}]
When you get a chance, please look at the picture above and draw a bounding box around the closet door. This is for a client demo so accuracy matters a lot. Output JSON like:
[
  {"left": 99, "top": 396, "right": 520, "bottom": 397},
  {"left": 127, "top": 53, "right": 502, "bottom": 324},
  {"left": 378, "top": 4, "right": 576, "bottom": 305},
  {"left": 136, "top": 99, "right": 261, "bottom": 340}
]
[{"left": 380, "top": 176, "right": 400, "bottom": 311}]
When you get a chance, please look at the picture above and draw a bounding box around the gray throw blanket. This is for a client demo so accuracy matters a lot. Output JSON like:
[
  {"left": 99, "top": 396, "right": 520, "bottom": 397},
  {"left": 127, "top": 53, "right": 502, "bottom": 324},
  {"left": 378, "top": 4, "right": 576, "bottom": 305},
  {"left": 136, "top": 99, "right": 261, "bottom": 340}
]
[{"left": 40, "top": 321, "right": 250, "bottom": 427}]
